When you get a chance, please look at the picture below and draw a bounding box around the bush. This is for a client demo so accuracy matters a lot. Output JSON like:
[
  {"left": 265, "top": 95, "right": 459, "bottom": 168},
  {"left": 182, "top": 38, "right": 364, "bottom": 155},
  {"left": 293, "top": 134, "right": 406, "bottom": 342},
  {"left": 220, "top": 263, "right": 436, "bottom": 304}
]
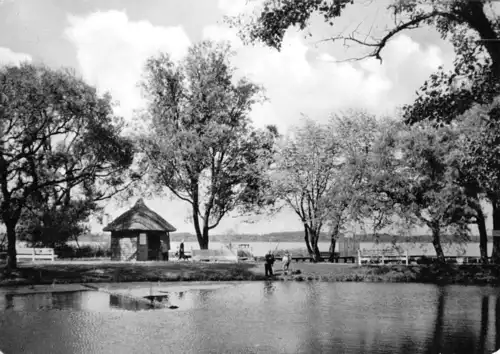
[{"left": 55, "top": 243, "right": 111, "bottom": 259}]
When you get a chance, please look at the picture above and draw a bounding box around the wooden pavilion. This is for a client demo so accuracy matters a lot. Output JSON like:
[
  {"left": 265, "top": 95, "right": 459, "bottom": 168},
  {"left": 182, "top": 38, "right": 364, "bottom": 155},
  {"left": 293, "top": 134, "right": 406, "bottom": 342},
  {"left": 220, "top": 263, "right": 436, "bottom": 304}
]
[{"left": 103, "top": 198, "right": 176, "bottom": 261}]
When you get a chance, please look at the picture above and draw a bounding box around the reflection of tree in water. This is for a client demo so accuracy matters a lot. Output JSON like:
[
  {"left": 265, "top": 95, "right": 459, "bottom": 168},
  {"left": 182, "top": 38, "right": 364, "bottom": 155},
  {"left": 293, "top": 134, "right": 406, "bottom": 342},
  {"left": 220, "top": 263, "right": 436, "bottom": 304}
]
[
  {"left": 425, "top": 290, "right": 444, "bottom": 354},
  {"left": 426, "top": 290, "right": 492, "bottom": 354},
  {"left": 4, "top": 293, "right": 13, "bottom": 310},
  {"left": 193, "top": 290, "right": 212, "bottom": 306},
  {"left": 497, "top": 296, "right": 500, "bottom": 350},
  {"left": 263, "top": 281, "right": 275, "bottom": 296},
  {"left": 477, "top": 296, "right": 489, "bottom": 354},
  {"left": 109, "top": 294, "right": 150, "bottom": 311},
  {"left": 299, "top": 283, "right": 323, "bottom": 353}
]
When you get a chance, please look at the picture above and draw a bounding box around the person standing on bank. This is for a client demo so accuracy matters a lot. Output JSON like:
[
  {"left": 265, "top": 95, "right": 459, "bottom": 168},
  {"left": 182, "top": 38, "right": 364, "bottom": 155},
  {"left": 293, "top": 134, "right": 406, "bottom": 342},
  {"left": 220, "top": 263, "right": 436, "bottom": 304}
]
[
  {"left": 178, "top": 240, "right": 185, "bottom": 260},
  {"left": 282, "top": 250, "right": 292, "bottom": 274},
  {"left": 265, "top": 249, "right": 275, "bottom": 277},
  {"left": 160, "top": 240, "right": 169, "bottom": 261}
]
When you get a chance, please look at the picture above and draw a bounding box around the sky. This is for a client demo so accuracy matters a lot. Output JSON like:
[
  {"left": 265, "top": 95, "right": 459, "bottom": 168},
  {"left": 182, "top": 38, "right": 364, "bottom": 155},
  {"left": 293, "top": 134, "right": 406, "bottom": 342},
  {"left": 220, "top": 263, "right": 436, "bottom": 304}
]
[{"left": 0, "top": 0, "right": 480, "bottom": 236}]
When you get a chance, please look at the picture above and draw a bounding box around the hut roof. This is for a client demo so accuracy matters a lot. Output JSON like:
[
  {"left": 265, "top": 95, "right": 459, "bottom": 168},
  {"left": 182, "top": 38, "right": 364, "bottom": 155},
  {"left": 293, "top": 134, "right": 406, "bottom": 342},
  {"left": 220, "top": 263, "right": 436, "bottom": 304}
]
[{"left": 103, "top": 198, "right": 176, "bottom": 232}]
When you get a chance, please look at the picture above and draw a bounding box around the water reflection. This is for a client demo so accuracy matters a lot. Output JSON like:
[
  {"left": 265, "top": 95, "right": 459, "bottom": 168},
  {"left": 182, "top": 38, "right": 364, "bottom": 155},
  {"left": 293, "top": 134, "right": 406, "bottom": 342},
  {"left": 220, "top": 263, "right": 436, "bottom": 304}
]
[
  {"left": 497, "top": 296, "right": 500, "bottom": 349},
  {"left": 426, "top": 289, "right": 444, "bottom": 354},
  {"left": 1, "top": 283, "right": 500, "bottom": 353},
  {"left": 109, "top": 294, "right": 152, "bottom": 311},
  {"left": 479, "top": 295, "right": 489, "bottom": 354}
]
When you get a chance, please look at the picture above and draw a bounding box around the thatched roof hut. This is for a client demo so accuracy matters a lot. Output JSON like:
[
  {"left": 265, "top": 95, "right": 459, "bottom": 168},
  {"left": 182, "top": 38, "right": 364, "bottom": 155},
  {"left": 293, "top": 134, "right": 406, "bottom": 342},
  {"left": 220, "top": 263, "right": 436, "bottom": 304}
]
[
  {"left": 103, "top": 198, "right": 176, "bottom": 233},
  {"left": 103, "top": 198, "right": 176, "bottom": 261}
]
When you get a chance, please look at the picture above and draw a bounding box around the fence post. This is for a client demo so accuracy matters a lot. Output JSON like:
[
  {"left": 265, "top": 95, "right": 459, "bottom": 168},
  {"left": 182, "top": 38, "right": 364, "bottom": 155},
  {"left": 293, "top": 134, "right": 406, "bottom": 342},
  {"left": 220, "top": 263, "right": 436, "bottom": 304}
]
[
  {"left": 32, "top": 248, "right": 35, "bottom": 262},
  {"left": 405, "top": 251, "right": 408, "bottom": 266}
]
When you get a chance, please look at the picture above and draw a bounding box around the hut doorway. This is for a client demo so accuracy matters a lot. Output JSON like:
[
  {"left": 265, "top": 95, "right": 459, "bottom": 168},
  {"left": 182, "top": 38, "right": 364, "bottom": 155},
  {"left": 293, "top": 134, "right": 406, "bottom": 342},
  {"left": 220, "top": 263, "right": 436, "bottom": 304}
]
[{"left": 148, "top": 234, "right": 161, "bottom": 261}]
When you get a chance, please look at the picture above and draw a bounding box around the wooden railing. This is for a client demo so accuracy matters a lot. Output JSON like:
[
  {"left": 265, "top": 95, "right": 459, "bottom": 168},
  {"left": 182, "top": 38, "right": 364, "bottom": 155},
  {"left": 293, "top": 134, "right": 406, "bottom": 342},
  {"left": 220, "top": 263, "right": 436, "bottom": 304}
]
[
  {"left": 358, "top": 249, "right": 409, "bottom": 265},
  {"left": 16, "top": 248, "right": 57, "bottom": 262}
]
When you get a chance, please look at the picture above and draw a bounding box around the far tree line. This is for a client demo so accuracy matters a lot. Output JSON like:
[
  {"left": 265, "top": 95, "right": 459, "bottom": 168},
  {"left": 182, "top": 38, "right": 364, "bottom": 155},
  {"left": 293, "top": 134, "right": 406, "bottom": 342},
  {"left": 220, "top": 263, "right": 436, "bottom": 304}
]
[{"left": 2, "top": 0, "right": 500, "bottom": 268}]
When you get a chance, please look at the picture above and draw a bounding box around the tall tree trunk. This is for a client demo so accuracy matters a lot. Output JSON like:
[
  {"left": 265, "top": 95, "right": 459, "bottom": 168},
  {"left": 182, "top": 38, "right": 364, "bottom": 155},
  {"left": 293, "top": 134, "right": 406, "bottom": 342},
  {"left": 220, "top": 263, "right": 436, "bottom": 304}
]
[
  {"left": 466, "top": 1, "right": 500, "bottom": 79},
  {"left": 475, "top": 205, "right": 489, "bottom": 264},
  {"left": 6, "top": 221, "right": 17, "bottom": 270},
  {"left": 191, "top": 184, "right": 208, "bottom": 250},
  {"left": 430, "top": 224, "right": 445, "bottom": 263},
  {"left": 491, "top": 200, "right": 500, "bottom": 264},
  {"left": 303, "top": 224, "right": 313, "bottom": 255},
  {"left": 309, "top": 228, "right": 321, "bottom": 262},
  {"left": 192, "top": 205, "right": 205, "bottom": 249},
  {"left": 200, "top": 225, "right": 209, "bottom": 250},
  {"left": 328, "top": 220, "right": 341, "bottom": 263}
]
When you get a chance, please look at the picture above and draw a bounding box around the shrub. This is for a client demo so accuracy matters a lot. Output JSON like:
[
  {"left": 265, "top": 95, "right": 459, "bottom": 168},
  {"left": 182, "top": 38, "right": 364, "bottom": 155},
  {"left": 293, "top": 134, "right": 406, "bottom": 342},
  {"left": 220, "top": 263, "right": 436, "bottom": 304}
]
[{"left": 55, "top": 243, "right": 111, "bottom": 259}]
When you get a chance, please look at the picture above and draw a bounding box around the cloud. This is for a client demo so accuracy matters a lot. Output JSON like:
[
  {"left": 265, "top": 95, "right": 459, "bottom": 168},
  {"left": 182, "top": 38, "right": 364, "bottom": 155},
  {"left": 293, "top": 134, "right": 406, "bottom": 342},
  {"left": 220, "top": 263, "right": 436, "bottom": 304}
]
[
  {"left": 65, "top": 10, "right": 191, "bottom": 120},
  {"left": 0, "top": 47, "right": 32, "bottom": 66},
  {"left": 69, "top": 5, "right": 448, "bottom": 234},
  {"left": 206, "top": 0, "right": 448, "bottom": 132}
]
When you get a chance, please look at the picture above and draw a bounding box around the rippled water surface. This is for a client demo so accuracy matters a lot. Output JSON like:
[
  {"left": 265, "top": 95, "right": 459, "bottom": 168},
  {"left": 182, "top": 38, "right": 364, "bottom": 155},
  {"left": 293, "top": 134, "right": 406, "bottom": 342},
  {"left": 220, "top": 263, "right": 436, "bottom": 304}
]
[{"left": 1, "top": 282, "right": 500, "bottom": 353}]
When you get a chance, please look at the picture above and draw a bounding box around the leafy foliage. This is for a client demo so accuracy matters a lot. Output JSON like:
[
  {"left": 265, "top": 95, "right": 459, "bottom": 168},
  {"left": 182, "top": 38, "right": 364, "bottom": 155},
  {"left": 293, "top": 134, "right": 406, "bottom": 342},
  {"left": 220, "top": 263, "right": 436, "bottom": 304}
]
[
  {"left": 0, "top": 63, "right": 135, "bottom": 268},
  {"left": 138, "top": 40, "right": 278, "bottom": 249},
  {"left": 270, "top": 116, "right": 342, "bottom": 259},
  {"left": 374, "top": 120, "right": 475, "bottom": 260},
  {"left": 231, "top": 0, "right": 500, "bottom": 72}
]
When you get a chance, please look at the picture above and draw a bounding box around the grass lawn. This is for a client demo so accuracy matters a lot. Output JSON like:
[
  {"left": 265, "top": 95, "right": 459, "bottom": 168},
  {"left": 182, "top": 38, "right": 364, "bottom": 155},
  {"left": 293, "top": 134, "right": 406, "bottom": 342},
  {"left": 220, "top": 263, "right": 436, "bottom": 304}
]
[{"left": 2, "top": 260, "right": 500, "bottom": 286}]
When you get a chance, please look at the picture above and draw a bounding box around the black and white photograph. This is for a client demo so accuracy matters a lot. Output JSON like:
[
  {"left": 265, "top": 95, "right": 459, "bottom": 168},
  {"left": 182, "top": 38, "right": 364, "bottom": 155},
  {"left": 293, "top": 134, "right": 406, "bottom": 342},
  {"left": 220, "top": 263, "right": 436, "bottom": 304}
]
[{"left": 2, "top": 0, "right": 500, "bottom": 353}]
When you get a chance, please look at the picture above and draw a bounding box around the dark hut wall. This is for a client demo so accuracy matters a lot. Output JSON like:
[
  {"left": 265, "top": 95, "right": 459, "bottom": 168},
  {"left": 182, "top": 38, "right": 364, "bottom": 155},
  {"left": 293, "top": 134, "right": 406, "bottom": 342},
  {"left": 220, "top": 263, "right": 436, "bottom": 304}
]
[
  {"left": 110, "top": 231, "right": 138, "bottom": 261},
  {"left": 110, "top": 231, "right": 171, "bottom": 261}
]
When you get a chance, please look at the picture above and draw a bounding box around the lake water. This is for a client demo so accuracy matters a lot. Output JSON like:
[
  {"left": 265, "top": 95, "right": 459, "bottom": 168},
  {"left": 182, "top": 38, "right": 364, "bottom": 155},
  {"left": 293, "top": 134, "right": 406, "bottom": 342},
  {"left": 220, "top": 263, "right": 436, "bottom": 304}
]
[
  {"left": 1, "top": 282, "right": 500, "bottom": 353},
  {"left": 177, "top": 241, "right": 493, "bottom": 257},
  {"left": 64, "top": 240, "right": 493, "bottom": 258}
]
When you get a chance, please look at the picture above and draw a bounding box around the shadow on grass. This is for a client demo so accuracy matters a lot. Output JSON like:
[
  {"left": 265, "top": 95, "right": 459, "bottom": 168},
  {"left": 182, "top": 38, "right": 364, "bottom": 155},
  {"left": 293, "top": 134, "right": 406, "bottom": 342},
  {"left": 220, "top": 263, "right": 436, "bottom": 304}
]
[
  {"left": 1, "top": 262, "right": 268, "bottom": 285},
  {"left": 3, "top": 262, "right": 500, "bottom": 286}
]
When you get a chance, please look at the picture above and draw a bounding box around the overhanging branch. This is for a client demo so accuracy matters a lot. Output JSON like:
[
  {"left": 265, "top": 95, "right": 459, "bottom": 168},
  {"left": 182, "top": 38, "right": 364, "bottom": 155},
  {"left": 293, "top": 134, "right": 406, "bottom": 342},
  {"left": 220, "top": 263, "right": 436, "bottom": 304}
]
[{"left": 319, "top": 11, "right": 457, "bottom": 63}]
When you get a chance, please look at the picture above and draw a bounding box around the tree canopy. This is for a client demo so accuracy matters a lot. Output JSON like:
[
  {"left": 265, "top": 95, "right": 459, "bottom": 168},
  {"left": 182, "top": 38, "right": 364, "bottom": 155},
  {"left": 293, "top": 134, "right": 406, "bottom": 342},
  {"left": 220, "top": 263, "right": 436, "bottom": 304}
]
[
  {"left": 138, "top": 40, "right": 278, "bottom": 249},
  {"left": 0, "top": 63, "right": 135, "bottom": 268}
]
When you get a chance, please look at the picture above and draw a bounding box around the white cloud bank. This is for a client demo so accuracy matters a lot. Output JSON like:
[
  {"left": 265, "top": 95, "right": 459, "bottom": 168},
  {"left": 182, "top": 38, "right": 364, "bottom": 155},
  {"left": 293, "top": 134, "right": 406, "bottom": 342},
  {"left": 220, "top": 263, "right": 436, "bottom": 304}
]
[
  {"left": 64, "top": 6, "right": 448, "bottom": 233},
  {"left": 0, "top": 47, "right": 32, "bottom": 66},
  {"left": 65, "top": 6, "right": 445, "bottom": 133},
  {"left": 65, "top": 10, "right": 191, "bottom": 120}
]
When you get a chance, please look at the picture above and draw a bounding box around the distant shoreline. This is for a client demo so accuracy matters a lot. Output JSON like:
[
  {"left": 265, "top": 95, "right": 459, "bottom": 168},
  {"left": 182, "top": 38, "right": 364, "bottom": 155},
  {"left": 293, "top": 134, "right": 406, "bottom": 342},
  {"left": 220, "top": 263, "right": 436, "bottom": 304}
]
[{"left": 77, "top": 232, "right": 494, "bottom": 244}]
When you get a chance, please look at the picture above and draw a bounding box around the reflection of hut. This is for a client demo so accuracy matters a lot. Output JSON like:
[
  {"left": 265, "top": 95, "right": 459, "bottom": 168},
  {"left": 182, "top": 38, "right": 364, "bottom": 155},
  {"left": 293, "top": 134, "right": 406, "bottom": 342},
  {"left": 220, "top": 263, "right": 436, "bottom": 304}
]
[{"left": 103, "top": 198, "right": 176, "bottom": 261}]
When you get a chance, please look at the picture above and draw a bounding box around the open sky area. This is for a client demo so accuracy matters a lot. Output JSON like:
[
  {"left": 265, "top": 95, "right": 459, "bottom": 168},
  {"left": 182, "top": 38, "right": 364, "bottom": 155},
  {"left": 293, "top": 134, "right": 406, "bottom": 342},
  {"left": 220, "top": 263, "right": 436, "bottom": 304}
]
[{"left": 1, "top": 0, "right": 493, "bottom": 236}]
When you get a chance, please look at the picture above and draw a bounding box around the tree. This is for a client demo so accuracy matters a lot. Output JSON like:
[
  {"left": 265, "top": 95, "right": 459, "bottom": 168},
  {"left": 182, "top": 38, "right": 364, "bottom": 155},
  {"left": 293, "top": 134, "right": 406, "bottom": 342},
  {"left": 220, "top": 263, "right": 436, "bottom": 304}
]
[
  {"left": 326, "top": 111, "right": 401, "bottom": 258},
  {"left": 0, "top": 63, "right": 135, "bottom": 269},
  {"left": 377, "top": 121, "right": 474, "bottom": 261},
  {"left": 138, "top": 41, "right": 277, "bottom": 250},
  {"left": 270, "top": 117, "right": 342, "bottom": 261},
  {"left": 232, "top": 0, "right": 500, "bottom": 262},
  {"left": 17, "top": 191, "right": 100, "bottom": 248},
  {"left": 454, "top": 102, "right": 500, "bottom": 263},
  {"left": 402, "top": 30, "right": 495, "bottom": 263},
  {"left": 230, "top": 1, "right": 500, "bottom": 79}
]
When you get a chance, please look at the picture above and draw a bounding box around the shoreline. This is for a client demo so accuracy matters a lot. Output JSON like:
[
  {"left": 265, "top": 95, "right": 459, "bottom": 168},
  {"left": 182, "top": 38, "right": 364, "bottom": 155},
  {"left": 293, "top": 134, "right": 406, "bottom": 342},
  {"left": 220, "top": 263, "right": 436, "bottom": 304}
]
[{"left": 2, "top": 261, "right": 500, "bottom": 288}]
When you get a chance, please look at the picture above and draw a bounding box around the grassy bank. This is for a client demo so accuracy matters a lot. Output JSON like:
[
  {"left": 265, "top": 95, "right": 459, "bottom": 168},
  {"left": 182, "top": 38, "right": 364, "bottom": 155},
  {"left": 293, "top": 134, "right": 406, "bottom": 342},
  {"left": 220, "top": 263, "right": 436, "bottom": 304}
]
[{"left": 2, "top": 261, "right": 500, "bottom": 286}]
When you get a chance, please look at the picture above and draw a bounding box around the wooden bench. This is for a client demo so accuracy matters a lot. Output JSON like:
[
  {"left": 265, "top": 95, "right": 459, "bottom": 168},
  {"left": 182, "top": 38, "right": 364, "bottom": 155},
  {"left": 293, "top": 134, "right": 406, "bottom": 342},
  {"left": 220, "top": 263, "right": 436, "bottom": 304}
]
[
  {"left": 274, "top": 255, "right": 310, "bottom": 262},
  {"left": 16, "top": 248, "right": 57, "bottom": 262},
  {"left": 358, "top": 249, "right": 408, "bottom": 265},
  {"left": 321, "top": 252, "right": 356, "bottom": 263},
  {"left": 274, "top": 252, "right": 356, "bottom": 263}
]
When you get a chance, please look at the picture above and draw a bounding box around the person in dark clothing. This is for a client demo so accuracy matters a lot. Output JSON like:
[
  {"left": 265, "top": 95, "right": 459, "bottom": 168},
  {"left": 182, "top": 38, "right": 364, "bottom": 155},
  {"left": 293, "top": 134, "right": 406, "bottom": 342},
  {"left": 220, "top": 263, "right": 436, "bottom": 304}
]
[
  {"left": 160, "top": 240, "right": 169, "bottom": 261},
  {"left": 264, "top": 250, "right": 275, "bottom": 277},
  {"left": 178, "top": 240, "right": 185, "bottom": 261}
]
